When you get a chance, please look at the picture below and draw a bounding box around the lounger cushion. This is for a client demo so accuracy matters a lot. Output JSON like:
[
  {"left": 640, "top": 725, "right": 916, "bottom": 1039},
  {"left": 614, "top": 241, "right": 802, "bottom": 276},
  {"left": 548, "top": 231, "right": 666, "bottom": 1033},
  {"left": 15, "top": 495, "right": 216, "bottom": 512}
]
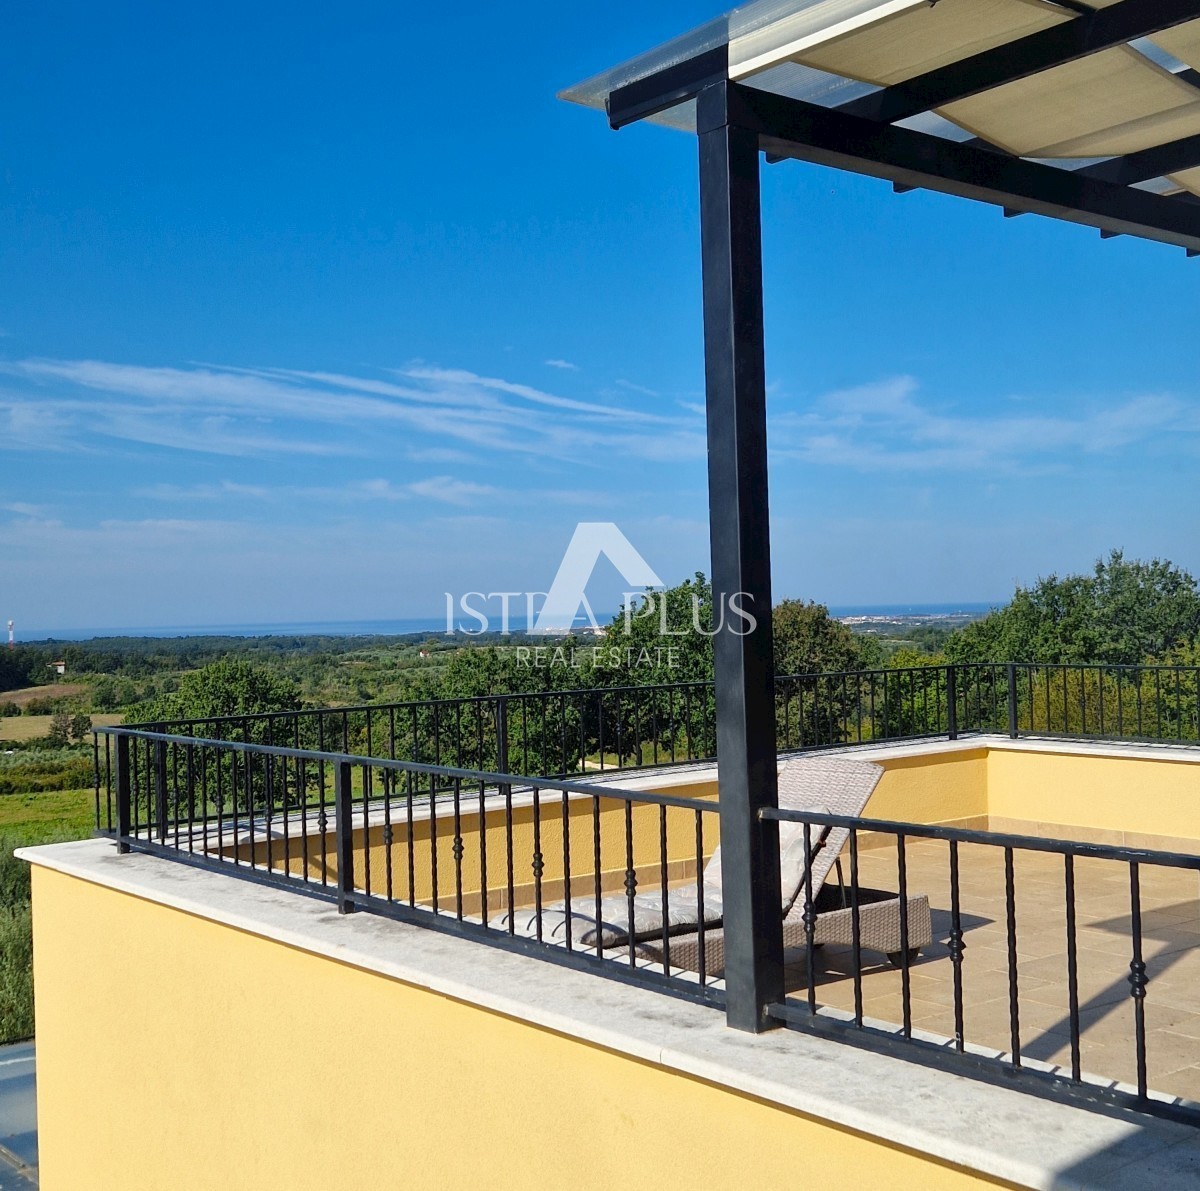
[{"left": 778, "top": 805, "right": 831, "bottom": 915}]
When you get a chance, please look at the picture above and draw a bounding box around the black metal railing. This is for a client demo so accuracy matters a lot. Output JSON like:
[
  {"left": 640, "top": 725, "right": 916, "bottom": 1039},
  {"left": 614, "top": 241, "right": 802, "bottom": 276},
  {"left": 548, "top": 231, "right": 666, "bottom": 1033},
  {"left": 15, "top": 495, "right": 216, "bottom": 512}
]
[
  {"left": 763, "top": 805, "right": 1200, "bottom": 1126},
  {"left": 89, "top": 661, "right": 1200, "bottom": 1128},
  {"left": 130, "top": 663, "right": 1200, "bottom": 790},
  {"left": 93, "top": 726, "right": 723, "bottom": 1007},
  {"left": 90, "top": 663, "right": 1200, "bottom": 1130}
]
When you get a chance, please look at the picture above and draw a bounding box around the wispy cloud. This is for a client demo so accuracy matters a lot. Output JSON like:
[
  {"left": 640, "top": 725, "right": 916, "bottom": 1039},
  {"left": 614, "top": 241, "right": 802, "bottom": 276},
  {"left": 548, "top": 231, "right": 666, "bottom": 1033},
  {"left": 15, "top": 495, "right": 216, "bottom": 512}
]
[
  {"left": 135, "top": 474, "right": 619, "bottom": 512},
  {"left": 616, "top": 379, "right": 660, "bottom": 398},
  {"left": 544, "top": 358, "right": 578, "bottom": 371},
  {"left": 7, "top": 359, "right": 1189, "bottom": 482},
  {"left": 135, "top": 481, "right": 273, "bottom": 502},
  {"left": 770, "top": 377, "right": 1198, "bottom": 472},
  {"left": 407, "top": 446, "right": 475, "bottom": 465},
  {"left": 0, "top": 357, "right": 706, "bottom": 465},
  {"left": 406, "top": 476, "right": 497, "bottom": 505}
]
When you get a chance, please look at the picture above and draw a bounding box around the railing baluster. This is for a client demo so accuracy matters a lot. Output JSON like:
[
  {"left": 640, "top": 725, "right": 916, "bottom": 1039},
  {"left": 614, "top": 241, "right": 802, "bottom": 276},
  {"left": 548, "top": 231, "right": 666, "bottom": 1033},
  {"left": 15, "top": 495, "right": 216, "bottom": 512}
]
[
  {"left": 562, "top": 790, "right": 572, "bottom": 951},
  {"left": 897, "top": 832, "right": 911, "bottom": 1038},
  {"left": 429, "top": 767, "right": 439, "bottom": 915},
  {"left": 406, "top": 769, "right": 416, "bottom": 908},
  {"left": 1004, "top": 846, "right": 1021, "bottom": 1067},
  {"left": 848, "top": 827, "right": 862, "bottom": 1027},
  {"left": 948, "top": 839, "right": 965, "bottom": 1052},
  {"left": 361, "top": 763, "right": 371, "bottom": 899},
  {"left": 624, "top": 799, "right": 636, "bottom": 968},
  {"left": 383, "top": 769, "right": 394, "bottom": 902},
  {"left": 532, "top": 786, "right": 544, "bottom": 943},
  {"left": 479, "top": 775, "right": 489, "bottom": 926},
  {"left": 1129, "top": 861, "right": 1149, "bottom": 1099},
  {"left": 695, "top": 810, "right": 706, "bottom": 986},
  {"left": 593, "top": 795, "right": 603, "bottom": 960},
  {"left": 334, "top": 760, "right": 354, "bottom": 914},
  {"left": 658, "top": 804, "right": 670, "bottom": 977},
  {"left": 803, "top": 821, "right": 817, "bottom": 1015},
  {"left": 1064, "top": 854, "right": 1082, "bottom": 1082},
  {"left": 453, "top": 775, "right": 464, "bottom": 920}
]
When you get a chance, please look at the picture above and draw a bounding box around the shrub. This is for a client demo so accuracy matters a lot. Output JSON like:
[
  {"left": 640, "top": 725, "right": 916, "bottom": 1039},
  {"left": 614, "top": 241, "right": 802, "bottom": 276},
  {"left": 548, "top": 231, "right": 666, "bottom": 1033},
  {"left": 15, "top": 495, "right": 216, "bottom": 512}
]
[
  {"left": 0, "top": 751, "right": 94, "bottom": 794},
  {"left": 0, "top": 904, "right": 33, "bottom": 1043}
]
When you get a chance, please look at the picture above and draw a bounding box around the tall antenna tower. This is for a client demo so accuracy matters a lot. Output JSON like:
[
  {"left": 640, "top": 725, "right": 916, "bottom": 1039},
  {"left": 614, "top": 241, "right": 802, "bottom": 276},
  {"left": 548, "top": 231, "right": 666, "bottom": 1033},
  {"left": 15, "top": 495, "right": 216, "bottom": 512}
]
[{"left": 6, "top": 621, "right": 13, "bottom": 650}]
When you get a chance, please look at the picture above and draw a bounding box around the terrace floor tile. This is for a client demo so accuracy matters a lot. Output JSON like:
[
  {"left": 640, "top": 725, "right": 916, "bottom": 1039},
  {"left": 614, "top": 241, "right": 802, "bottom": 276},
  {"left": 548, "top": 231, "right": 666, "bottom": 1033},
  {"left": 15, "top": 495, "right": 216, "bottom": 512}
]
[{"left": 781, "top": 837, "right": 1200, "bottom": 1106}]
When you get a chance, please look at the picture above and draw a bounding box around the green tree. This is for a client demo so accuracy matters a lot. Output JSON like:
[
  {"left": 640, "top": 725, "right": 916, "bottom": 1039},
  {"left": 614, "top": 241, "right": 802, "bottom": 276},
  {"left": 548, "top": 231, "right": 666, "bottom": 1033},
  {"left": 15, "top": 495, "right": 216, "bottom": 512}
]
[
  {"left": 946, "top": 550, "right": 1200, "bottom": 666},
  {"left": 773, "top": 599, "right": 867, "bottom": 676},
  {"left": 127, "top": 659, "right": 301, "bottom": 724},
  {"left": 68, "top": 711, "right": 93, "bottom": 743},
  {"left": 91, "top": 677, "right": 118, "bottom": 712},
  {"left": 47, "top": 711, "right": 72, "bottom": 747}
]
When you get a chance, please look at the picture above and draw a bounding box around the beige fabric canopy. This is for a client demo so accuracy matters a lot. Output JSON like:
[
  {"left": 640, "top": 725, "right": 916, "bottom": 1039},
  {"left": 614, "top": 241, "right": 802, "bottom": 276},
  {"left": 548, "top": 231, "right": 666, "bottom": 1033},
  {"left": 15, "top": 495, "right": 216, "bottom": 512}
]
[{"left": 563, "top": 0, "right": 1200, "bottom": 205}]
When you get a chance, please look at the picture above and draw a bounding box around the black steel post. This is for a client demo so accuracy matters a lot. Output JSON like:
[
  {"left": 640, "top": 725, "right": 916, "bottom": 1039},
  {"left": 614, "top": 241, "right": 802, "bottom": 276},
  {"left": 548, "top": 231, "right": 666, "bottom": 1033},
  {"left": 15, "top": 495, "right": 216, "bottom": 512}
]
[
  {"left": 697, "top": 81, "right": 784, "bottom": 1033},
  {"left": 496, "top": 696, "right": 512, "bottom": 806},
  {"left": 1007, "top": 663, "right": 1019, "bottom": 739},
  {"left": 946, "top": 663, "right": 958, "bottom": 741},
  {"left": 114, "top": 734, "right": 132, "bottom": 854},
  {"left": 335, "top": 760, "right": 356, "bottom": 914}
]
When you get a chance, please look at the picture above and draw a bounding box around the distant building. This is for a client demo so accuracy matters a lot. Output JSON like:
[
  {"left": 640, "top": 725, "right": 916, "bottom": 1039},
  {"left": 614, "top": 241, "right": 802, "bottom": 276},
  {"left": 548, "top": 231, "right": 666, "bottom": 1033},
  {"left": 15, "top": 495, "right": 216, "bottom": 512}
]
[{"left": 48, "top": 660, "right": 65, "bottom": 677}]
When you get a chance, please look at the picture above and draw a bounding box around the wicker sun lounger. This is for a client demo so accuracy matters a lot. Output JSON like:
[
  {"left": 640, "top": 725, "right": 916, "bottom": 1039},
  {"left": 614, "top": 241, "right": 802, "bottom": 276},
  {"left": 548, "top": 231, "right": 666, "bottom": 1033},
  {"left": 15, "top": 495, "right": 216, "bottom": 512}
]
[
  {"left": 506, "top": 755, "right": 932, "bottom": 976},
  {"left": 638, "top": 755, "right": 933, "bottom": 978}
]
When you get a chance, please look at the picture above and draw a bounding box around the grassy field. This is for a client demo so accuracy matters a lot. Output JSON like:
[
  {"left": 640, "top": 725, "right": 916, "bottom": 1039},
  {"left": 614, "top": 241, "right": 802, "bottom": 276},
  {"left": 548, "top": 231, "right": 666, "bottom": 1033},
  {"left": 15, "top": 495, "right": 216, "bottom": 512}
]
[
  {"left": 0, "top": 682, "right": 88, "bottom": 708},
  {"left": 0, "top": 787, "right": 96, "bottom": 837},
  {"left": 0, "top": 712, "right": 122, "bottom": 742}
]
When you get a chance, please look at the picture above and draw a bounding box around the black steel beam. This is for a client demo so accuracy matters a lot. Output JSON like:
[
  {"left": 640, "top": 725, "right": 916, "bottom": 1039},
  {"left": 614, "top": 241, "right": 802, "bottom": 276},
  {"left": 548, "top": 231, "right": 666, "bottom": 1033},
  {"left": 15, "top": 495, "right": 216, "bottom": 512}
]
[
  {"left": 608, "top": 43, "right": 728, "bottom": 130},
  {"left": 838, "top": 0, "right": 1200, "bottom": 125},
  {"left": 1078, "top": 131, "right": 1200, "bottom": 184},
  {"left": 719, "top": 81, "right": 1200, "bottom": 252},
  {"left": 696, "top": 83, "right": 784, "bottom": 1033}
]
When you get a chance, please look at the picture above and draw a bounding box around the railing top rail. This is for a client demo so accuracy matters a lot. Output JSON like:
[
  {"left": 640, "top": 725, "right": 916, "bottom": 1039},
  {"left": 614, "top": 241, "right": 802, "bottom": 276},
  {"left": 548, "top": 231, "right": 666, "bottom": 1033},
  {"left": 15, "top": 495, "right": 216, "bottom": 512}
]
[
  {"left": 1006, "top": 661, "right": 1200, "bottom": 673},
  {"left": 125, "top": 658, "right": 1200, "bottom": 742},
  {"left": 134, "top": 677, "right": 717, "bottom": 729},
  {"left": 95, "top": 725, "right": 718, "bottom": 813},
  {"left": 762, "top": 805, "right": 1200, "bottom": 869},
  {"left": 136, "top": 663, "right": 996, "bottom": 730}
]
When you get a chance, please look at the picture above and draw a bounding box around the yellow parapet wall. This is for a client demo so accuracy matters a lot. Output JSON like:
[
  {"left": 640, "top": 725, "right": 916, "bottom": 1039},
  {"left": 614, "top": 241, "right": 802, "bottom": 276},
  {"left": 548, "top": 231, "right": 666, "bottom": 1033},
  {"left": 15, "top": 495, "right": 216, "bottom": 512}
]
[
  {"left": 221, "top": 783, "right": 721, "bottom": 914},
  {"left": 30, "top": 865, "right": 1012, "bottom": 1191},
  {"left": 987, "top": 746, "right": 1200, "bottom": 850},
  {"left": 867, "top": 748, "right": 989, "bottom": 834}
]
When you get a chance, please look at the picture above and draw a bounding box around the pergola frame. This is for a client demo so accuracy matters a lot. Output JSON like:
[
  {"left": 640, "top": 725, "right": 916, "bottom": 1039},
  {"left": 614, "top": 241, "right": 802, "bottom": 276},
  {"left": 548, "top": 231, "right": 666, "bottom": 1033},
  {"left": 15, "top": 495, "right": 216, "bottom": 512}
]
[{"left": 592, "top": 2, "right": 1200, "bottom": 1033}]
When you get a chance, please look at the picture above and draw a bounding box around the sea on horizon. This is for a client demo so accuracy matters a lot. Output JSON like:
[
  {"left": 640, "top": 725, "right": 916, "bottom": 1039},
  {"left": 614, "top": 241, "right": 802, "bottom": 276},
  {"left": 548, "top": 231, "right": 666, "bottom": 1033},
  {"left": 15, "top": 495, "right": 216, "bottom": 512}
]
[{"left": 16, "top": 602, "right": 1000, "bottom": 644}]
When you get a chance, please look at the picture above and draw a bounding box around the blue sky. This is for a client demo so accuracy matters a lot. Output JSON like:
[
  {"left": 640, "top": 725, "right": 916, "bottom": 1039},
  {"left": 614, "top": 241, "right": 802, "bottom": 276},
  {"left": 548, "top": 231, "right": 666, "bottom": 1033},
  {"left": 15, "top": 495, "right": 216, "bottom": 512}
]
[{"left": 2, "top": 1, "right": 1200, "bottom": 633}]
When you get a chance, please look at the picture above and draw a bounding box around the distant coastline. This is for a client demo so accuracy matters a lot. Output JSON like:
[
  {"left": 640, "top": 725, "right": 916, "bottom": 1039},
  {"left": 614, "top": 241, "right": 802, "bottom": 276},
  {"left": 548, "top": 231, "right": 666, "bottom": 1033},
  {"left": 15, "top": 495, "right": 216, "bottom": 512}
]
[{"left": 15, "top": 602, "right": 1001, "bottom": 644}]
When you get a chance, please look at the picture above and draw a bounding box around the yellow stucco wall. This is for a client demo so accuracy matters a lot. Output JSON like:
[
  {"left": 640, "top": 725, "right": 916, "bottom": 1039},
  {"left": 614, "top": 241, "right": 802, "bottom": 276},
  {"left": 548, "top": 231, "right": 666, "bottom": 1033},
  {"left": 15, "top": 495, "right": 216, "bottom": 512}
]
[
  {"left": 986, "top": 748, "right": 1200, "bottom": 848},
  {"left": 224, "top": 783, "right": 721, "bottom": 914},
  {"left": 868, "top": 750, "right": 988, "bottom": 829},
  {"left": 30, "top": 865, "right": 1013, "bottom": 1191}
]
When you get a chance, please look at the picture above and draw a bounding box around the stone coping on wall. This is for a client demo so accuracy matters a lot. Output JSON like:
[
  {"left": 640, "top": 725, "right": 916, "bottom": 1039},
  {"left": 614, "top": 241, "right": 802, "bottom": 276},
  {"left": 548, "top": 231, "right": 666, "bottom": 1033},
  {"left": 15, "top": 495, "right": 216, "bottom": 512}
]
[{"left": 19, "top": 837, "right": 1200, "bottom": 1191}]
